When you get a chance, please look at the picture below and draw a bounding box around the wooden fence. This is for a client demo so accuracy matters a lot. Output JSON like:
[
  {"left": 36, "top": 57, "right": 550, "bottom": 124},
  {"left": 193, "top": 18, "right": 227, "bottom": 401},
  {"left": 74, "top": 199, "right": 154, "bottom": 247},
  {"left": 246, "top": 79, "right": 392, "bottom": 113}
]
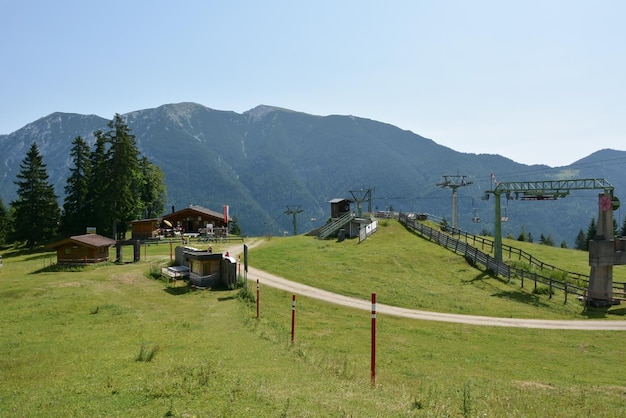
[{"left": 398, "top": 213, "right": 591, "bottom": 303}]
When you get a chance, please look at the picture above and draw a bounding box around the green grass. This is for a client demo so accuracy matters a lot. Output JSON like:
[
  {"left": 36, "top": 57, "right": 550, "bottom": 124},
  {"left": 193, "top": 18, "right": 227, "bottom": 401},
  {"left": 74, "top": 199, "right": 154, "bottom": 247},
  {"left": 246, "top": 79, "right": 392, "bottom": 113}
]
[
  {"left": 250, "top": 221, "right": 625, "bottom": 319},
  {"left": 1, "top": 224, "right": 625, "bottom": 416}
]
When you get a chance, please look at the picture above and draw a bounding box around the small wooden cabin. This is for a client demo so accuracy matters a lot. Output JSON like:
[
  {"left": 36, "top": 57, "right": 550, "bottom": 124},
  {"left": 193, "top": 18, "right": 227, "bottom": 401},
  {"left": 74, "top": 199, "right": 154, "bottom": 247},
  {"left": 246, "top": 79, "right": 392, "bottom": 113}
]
[
  {"left": 329, "top": 198, "right": 353, "bottom": 219},
  {"left": 47, "top": 234, "right": 116, "bottom": 265},
  {"left": 130, "top": 218, "right": 160, "bottom": 240}
]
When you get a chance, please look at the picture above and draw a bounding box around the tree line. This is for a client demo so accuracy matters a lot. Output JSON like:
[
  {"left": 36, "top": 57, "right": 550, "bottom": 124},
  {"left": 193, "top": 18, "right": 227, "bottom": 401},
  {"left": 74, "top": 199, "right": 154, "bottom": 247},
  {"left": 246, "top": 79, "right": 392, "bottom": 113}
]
[
  {"left": 0, "top": 115, "right": 166, "bottom": 248},
  {"left": 511, "top": 216, "right": 626, "bottom": 250}
]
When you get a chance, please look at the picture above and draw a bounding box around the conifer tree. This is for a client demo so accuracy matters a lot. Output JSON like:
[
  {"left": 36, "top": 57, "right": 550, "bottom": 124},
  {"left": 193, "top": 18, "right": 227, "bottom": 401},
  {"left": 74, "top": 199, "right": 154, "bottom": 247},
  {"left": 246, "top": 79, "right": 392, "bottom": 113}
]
[
  {"left": 584, "top": 217, "right": 597, "bottom": 251},
  {"left": 11, "top": 142, "right": 60, "bottom": 248},
  {"left": 138, "top": 156, "right": 166, "bottom": 219},
  {"left": 574, "top": 229, "right": 586, "bottom": 250},
  {"left": 230, "top": 215, "right": 242, "bottom": 235},
  {"left": 0, "top": 197, "right": 10, "bottom": 244},
  {"left": 104, "top": 114, "right": 141, "bottom": 239},
  {"left": 62, "top": 136, "right": 92, "bottom": 235},
  {"left": 87, "top": 130, "right": 111, "bottom": 235}
]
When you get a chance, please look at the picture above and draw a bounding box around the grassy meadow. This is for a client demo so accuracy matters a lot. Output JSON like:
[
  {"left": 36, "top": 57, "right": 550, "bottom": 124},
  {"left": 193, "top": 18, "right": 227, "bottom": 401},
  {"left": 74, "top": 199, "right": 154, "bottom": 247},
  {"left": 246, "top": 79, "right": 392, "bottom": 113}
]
[{"left": 1, "top": 222, "right": 625, "bottom": 417}]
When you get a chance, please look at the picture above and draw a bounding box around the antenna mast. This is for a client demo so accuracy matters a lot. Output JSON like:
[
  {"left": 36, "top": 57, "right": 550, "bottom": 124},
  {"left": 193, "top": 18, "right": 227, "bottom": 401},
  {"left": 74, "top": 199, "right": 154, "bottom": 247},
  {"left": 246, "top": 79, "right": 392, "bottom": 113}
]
[{"left": 437, "top": 174, "right": 473, "bottom": 230}]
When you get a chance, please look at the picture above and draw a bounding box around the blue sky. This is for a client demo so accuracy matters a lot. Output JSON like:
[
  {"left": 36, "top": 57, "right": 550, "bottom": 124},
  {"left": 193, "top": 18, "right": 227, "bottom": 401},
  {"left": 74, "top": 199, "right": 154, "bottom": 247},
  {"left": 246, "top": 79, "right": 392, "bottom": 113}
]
[{"left": 1, "top": 0, "right": 624, "bottom": 167}]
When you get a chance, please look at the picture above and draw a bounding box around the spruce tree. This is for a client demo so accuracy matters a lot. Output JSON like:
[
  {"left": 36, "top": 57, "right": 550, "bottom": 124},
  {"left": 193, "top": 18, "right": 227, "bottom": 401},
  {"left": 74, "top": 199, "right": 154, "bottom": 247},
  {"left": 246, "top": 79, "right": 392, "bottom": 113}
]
[
  {"left": 87, "top": 130, "right": 112, "bottom": 236},
  {"left": 584, "top": 218, "right": 597, "bottom": 251},
  {"left": 62, "top": 136, "right": 92, "bottom": 235},
  {"left": 0, "top": 197, "right": 10, "bottom": 244},
  {"left": 11, "top": 142, "right": 60, "bottom": 248},
  {"left": 105, "top": 114, "right": 141, "bottom": 239},
  {"left": 138, "top": 156, "right": 166, "bottom": 219},
  {"left": 574, "top": 229, "right": 586, "bottom": 250}
]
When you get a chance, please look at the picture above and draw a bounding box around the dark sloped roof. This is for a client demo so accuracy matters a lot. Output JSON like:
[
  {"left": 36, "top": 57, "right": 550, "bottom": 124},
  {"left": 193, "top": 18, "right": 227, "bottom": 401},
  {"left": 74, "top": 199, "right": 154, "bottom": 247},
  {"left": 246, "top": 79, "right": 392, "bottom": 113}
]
[
  {"left": 72, "top": 234, "right": 116, "bottom": 247},
  {"left": 166, "top": 205, "right": 225, "bottom": 220},
  {"left": 47, "top": 234, "right": 116, "bottom": 249}
]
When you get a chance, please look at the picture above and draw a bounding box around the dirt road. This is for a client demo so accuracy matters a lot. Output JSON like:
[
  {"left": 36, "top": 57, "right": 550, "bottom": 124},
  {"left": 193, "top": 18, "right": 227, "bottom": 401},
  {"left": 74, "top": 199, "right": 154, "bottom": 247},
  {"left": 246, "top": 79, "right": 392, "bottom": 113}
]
[{"left": 228, "top": 241, "right": 626, "bottom": 331}]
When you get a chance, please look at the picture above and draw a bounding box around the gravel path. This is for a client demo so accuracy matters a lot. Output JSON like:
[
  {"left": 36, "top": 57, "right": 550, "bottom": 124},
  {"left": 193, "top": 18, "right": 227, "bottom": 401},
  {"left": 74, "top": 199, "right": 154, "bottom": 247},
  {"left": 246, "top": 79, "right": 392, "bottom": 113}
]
[{"left": 228, "top": 241, "right": 626, "bottom": 331}]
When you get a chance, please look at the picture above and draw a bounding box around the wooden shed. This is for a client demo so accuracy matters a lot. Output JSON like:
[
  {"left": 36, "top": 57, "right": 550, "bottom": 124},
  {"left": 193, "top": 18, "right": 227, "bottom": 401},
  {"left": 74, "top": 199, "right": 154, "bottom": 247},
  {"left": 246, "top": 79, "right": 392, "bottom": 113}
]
[
  {"left": 47, "top": 234, "right": 116, "bottom": 265},
  {"left": 130, "top": 218, "right": 160, "bottom": 240},
  {"left": 329, "top": 198, "right": 353, "bottom": 219}
]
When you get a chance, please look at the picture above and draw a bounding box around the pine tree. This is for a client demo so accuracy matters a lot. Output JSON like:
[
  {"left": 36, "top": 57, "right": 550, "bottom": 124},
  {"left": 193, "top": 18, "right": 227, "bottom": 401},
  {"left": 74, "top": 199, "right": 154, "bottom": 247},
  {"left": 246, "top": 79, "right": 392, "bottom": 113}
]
[
  {"left": 138, "top": 156, "right": 166, "bottom": 219},
  {"left": 584, "top": 217, "right": 597, "bottom": 251},
  {"left": 87, "top": 130, "right": 112, "bottom": 236},
  {"left": 62, "top": 136, "right": 92, "bottom": 235},
  {"left": 0, "top": 197, "right": 11, "bottom": 244},
  {"left": 574, "top": 229, "right": 586, "bottom": 250},
  {"left": 517, "top": 226, "right": 527, "bottom": 242},
  {"left": 105, "top": 114, "right": 142, "bottom": 239},
  {"left": 621, "top": 216, "right": 626, "bottom": 237},
  {"left": 10, "top": 142, "right": 60, "bottom": 248},
  {"left": 230, "top": 215, "right": 242, "bottom": 235},
  {"left": 80, "top": 116, "right": 167, "bottom": 238}
]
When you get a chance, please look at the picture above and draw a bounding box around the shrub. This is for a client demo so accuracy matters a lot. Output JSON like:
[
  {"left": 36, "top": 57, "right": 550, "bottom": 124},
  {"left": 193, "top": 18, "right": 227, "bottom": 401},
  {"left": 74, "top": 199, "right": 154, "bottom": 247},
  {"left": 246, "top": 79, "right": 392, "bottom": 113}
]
[{"left": 135, "top": 342, "right": 159, "bottom": 362}]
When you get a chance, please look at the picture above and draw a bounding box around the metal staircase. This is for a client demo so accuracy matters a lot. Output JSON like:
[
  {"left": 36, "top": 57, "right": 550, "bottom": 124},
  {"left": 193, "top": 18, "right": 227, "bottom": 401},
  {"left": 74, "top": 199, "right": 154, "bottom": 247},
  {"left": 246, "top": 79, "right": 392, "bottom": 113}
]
[{"left": 318, "top": 212, "right": 355, "bottom": 239}]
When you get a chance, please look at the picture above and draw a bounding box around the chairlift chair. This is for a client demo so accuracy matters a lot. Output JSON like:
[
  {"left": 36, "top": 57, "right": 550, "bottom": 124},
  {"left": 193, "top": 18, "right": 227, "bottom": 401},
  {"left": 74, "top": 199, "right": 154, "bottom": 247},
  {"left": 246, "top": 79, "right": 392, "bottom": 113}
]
[
  {"left": 501, "top": 207, "right": 509, "bottom": 222},
  {"left": 471, "top": 202, "right": 481, "bottom": 223}
]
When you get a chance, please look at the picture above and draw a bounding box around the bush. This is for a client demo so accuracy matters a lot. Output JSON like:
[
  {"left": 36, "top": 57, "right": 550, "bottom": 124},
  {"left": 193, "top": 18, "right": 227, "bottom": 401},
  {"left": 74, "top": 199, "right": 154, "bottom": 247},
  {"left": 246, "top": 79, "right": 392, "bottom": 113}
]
[{"left": 532, "top": 285, "right": 554, "bottom": 296}]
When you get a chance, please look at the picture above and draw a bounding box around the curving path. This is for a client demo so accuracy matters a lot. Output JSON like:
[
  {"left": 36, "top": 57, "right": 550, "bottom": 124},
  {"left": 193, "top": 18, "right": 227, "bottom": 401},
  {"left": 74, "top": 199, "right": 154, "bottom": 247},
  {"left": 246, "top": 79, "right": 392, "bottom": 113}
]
[{"left": 228, "top": 242, "right": 626, "bottom": 331}]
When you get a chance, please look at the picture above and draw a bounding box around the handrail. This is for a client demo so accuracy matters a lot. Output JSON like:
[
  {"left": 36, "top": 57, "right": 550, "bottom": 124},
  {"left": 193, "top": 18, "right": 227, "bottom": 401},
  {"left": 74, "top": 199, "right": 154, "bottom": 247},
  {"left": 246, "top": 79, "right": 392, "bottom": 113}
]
[
  {"left": 417, "top": 212, "right": 625, "bottom": 288},
  {"left": 399, "top": 213, "right": 592, "bottom": 303},
  {"left": 318, "top": 212, "right": 356, "bottom": 239}
]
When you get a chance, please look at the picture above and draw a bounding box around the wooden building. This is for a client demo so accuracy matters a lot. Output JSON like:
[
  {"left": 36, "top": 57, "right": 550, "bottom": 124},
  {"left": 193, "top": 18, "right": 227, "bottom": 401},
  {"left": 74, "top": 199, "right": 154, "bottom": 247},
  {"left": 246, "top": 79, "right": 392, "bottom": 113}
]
[
  {"left": 164, "top": 205, "right": 227, "bottom": 235},
  {"left": 329, "top": 198, "right": 353, "bottom": 219},
  {"left": 130, "top": 205, "right": 228, "bottom": 240},
  {"left": 130, "top": 218, "right": 160, "bottom": 240},
  {"left": 47, "top": 234, "right": 116, "bottom": 265}
]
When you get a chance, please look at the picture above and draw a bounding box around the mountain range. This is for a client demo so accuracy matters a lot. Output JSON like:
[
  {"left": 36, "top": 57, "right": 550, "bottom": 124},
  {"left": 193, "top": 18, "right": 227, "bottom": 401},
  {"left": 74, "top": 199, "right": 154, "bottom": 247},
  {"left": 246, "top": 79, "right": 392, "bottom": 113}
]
[{"left": 1, "top": 102, "right": 625, "bottom": 245}]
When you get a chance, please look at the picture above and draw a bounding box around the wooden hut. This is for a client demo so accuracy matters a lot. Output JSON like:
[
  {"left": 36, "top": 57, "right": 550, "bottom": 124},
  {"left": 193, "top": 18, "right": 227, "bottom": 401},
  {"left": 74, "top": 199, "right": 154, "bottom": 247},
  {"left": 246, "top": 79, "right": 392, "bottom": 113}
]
[
  {"left": 47, "top": 234, "right": 116, "bottom": 265},
  {"left": 130, "top": 218, "right": 160, "bottom": 240},
  {"left": 162, "top": 205, "right": 228, "bottom": 238},
  {"left": 130, "top": 205, "right": 228, "bottom": 240}
]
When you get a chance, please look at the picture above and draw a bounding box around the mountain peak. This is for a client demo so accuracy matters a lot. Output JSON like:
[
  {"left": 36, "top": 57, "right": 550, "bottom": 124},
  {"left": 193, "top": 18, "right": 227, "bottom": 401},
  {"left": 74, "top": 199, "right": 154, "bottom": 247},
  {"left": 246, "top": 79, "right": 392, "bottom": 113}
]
[{"left": 244, "top": 105, "right": 294, "bottom": 122}]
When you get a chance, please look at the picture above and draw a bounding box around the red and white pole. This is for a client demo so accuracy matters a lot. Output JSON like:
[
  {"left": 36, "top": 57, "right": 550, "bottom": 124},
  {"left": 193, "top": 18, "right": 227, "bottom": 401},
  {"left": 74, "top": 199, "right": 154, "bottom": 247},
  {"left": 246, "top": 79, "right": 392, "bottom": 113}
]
[
  {"left": 256, "top": 279, "right": 260, "bottom": 319},
  {"left": 371, "top": 292, "right": 377, "bottom": 386},
  {"left": 291, "top": 294, "right": 297, "bottom": 344}
]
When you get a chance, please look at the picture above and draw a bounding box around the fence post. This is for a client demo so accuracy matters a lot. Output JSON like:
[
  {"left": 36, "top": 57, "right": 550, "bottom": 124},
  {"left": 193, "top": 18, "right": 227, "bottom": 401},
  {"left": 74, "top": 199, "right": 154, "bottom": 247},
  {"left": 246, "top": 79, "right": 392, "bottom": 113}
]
[
  {"left": 549, "top": 279, "right": 553, "bottom": 299},
  {"left": 371, "top": 293, "right": 377, "bottom": 387},
  {"left": 564, "top": 283, "right": 568, "bottom": 304},
  {"left": 291, "top": 294, "right": 296, "bottom": 344}
]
